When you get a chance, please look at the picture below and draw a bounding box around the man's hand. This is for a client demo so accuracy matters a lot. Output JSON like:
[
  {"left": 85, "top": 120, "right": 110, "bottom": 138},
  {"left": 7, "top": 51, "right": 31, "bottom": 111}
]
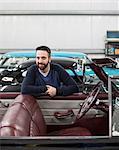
[{"left": 46, "top": 85, "right": 57, "bottom": 97}]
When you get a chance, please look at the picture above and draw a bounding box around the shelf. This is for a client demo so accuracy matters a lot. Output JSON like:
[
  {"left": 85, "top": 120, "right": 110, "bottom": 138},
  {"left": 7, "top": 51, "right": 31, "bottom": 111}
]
[
  {"left": 106, "top": 38, "right": 119, "bottom": 42},
  {"left": 105, "top": 31, "right": 119, "bottom": 57}
]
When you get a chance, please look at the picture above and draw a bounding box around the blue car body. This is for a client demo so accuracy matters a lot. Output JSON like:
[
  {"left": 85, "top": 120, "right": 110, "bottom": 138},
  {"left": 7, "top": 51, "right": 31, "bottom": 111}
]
[{"left": 0, "top": 51, "right": 90, "bottom": 76}]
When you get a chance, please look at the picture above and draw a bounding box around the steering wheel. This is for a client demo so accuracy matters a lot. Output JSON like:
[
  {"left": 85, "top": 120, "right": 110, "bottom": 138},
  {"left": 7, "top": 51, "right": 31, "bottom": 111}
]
[{"left": 77, "top": 81, "right": 102, "bottom": 119}]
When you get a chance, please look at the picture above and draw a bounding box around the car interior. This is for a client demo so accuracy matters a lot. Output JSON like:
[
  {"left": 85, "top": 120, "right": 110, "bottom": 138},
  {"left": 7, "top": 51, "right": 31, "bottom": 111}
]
[{"left": 0, "top": 57, "right": 110, "bottom": 137}]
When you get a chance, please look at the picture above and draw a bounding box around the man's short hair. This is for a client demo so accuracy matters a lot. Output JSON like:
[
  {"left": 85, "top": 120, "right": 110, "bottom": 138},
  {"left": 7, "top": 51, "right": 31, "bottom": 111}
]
[{"left": 36, "top": 46, "right": 51, "bottom": 57}]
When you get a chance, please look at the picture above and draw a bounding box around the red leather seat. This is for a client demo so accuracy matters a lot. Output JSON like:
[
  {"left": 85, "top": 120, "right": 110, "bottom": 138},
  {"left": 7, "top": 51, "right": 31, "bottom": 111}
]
[{"left": 0, "top": 95, "right": 91, "bottom": 136}]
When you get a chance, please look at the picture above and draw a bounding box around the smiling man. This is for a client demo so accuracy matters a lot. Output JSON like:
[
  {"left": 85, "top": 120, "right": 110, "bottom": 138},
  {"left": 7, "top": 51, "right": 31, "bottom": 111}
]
[{"left": 21, "top": 46, "right": 79, "bottom": 97}]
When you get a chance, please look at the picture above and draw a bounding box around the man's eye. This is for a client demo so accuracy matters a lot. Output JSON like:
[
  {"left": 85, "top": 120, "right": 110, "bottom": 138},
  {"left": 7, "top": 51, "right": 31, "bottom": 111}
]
[
  {"left": 42, "top": 57, "right": 46, "bottom": 60},
  {"left": 36, "top": 57, "right": 39, "bottom": 59}
]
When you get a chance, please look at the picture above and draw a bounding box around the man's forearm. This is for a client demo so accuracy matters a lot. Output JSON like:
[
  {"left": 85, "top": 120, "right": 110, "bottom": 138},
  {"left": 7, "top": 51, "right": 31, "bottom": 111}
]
[{"left": 21, "top": 85, "right": 47, "bottom": 95}]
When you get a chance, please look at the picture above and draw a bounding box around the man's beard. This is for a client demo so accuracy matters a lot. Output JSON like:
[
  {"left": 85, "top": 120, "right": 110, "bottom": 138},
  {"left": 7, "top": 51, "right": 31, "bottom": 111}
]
[{"left": 38, "top": 62, "right": 49, "bottom": 70}]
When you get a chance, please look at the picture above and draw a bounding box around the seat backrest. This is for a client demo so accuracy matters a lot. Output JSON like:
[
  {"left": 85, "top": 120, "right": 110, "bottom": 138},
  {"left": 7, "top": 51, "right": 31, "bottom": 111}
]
[{"left": 0, "top": 94, "right": 47, "bottom": 136}]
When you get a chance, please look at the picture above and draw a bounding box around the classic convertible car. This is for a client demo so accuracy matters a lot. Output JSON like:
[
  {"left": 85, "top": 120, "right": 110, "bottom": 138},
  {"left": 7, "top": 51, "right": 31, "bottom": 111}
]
[{"left": 0, "top": 50, "right": 119, "bottom": 84}]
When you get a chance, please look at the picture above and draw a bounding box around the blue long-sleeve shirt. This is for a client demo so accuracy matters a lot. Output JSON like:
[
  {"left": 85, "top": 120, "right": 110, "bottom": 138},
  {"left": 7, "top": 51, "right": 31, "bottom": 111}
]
[{"left": 21, "top": 63, "right": 79, "bottom": 96}]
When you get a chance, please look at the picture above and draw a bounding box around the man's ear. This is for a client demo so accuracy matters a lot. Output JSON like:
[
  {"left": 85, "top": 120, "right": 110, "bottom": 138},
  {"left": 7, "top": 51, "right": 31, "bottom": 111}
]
[{"left": 49, "top": 57, "right": 52, "bottom": 63}]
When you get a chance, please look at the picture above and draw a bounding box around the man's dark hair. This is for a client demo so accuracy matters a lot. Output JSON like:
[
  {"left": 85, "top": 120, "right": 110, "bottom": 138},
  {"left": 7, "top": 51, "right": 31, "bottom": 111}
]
[{"left": 36, "top": 46, "right": 51, "bottom": 57}]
